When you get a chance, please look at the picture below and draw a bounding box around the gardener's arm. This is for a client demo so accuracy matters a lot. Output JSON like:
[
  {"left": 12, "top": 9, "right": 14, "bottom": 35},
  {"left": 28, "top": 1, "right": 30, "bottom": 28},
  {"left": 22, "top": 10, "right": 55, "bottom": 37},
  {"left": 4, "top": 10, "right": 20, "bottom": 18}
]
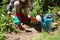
[
  {"left": 7, "top": 0, "right": 16, "bottom": 15},
  {"left": 7, "top": 0, "right": 16, "bottom": 12}
]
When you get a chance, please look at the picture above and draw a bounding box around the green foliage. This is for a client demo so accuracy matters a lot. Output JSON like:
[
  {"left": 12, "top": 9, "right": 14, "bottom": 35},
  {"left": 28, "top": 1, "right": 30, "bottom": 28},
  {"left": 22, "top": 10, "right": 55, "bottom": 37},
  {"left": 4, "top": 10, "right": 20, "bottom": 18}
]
[
  {"left": 29, "top": 0, "right": 43, "bottom": 17},
  {"left": 1, "top": 0, "right": 10, "bottom": 5},
  {"left": 0, "top": 32, "right": 5, "bottom": 40},
  {"left": 0, "top": 4, "right": 20, "bottom": 33},
  {"left": 30, "top": 28, "right": 60, "bottom": 40},
  {"left": 29, "top": 10, "right": 37, "bottom": 17}
]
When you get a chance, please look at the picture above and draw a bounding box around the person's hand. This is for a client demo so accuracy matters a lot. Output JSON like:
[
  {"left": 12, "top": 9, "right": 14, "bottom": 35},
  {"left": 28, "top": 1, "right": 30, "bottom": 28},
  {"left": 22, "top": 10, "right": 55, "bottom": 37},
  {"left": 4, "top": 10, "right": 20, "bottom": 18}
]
[
  {"left": 36, "top": 15, "right": 41, "bottom": 21},
  {"left": 7, "top": 11, "right": 15, "bottom": 18},
  {"left": 28, "top": 15, "right": 31, "bottom": 18},
  {"left": 7, "top": 11, "right": 12, "bottom": 16},
  {"left": 10, "top": 15, "right": 15, "bottom": 18}
]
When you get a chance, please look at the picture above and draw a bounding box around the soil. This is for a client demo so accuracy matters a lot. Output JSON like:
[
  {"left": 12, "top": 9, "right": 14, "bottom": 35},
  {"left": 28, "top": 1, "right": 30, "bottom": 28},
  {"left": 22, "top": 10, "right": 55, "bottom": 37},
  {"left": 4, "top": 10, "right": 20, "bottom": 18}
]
[
  {"left": 5, "top": 24, "right": 41, "bottom": 40},
  {"left": 5, "top": 22, "right": 58, "bottom": 40}
]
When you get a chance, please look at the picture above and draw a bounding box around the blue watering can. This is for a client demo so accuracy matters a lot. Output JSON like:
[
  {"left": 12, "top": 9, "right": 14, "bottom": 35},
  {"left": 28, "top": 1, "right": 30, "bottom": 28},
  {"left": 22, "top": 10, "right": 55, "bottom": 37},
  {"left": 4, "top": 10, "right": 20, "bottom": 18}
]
[
  {"left": 13, "top": 16, "right": 22, "bottom": 25},
  {"left": 41, "top": 14, "right": 53, "bottom": 32}
]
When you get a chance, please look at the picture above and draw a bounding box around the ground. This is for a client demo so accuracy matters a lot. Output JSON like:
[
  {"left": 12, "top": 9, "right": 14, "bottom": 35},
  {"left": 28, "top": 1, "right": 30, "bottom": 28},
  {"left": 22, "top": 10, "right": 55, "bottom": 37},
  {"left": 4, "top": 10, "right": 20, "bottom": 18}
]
[
  {"left": 5, "top": 28, "right": 41, "bottom": 40},
  {"left": 5, "top": 22, "right": 60, "bottom": 40}
]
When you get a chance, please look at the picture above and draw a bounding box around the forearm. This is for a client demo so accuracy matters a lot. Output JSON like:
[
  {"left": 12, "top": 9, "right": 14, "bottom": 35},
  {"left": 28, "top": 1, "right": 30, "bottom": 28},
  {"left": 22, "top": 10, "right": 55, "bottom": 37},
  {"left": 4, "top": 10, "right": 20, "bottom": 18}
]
[
  {"left": 7, "top": 0, "right": 15, "bottom": 12},
  {"left": 7, "top": 5, "right": 13, "bottom": 12}
]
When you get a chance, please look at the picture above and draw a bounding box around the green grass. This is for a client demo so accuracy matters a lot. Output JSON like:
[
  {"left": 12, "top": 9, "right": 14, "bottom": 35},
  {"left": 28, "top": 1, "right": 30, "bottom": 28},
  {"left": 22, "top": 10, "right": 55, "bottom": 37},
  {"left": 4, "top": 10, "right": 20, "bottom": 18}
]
[{"left": 30, "top": 26, "right": 60, "bottom": 40}]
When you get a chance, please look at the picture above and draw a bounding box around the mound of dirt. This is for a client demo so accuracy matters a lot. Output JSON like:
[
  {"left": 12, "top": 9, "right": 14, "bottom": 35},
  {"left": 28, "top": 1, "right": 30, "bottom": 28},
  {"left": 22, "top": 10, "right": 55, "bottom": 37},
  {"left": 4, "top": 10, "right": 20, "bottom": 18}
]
[{"left": 5, "top": 28, "right": 41, "bottom": 40}]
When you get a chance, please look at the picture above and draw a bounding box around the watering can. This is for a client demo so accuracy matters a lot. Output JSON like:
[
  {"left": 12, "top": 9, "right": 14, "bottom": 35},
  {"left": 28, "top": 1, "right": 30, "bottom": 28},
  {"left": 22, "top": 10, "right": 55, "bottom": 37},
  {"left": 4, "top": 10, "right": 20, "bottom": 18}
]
[
  {"left": 13, "top": 16, "right": 22, "bottom": 25},
  {"left": 41, "top": 14, "right": 53, "bottom": 32}
]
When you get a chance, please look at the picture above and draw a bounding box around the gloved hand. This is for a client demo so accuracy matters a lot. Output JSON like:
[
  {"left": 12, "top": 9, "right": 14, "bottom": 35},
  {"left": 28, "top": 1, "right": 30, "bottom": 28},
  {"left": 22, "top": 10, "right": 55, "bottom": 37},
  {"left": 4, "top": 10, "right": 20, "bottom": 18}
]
[
  {"left": 36, "top": 15, "right": 41, "bottom": 21},
  {"left": 11, "top": 15, "right": 22, "bottom": 25}
]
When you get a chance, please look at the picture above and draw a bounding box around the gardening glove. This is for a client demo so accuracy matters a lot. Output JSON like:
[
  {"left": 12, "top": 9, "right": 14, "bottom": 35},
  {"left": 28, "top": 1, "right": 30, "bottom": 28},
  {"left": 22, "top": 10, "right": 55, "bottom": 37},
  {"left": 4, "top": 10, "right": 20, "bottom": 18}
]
[
  {"left": 11, "top": 15, "right": 23, "bottom": 25},
  {"left": 36, "top": 15, "right": 41, "bottom": 21}
]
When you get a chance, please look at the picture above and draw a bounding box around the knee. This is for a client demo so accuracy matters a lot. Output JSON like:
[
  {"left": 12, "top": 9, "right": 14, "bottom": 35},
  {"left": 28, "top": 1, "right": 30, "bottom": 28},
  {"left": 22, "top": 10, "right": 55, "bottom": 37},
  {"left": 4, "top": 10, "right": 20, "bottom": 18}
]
[{"left": 14, "top": 1, "right": 19, "bottom": 6}]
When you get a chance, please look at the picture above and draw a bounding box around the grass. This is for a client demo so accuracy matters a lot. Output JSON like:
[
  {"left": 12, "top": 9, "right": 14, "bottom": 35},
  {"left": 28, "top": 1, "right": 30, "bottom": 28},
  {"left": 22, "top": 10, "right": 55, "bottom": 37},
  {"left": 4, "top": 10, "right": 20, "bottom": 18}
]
[
  {"left": 30, "top": 24, "right": 60, "bottom": 40},
  {"left": 30, "top": 31, "right": 60, "bottom": 40}
]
